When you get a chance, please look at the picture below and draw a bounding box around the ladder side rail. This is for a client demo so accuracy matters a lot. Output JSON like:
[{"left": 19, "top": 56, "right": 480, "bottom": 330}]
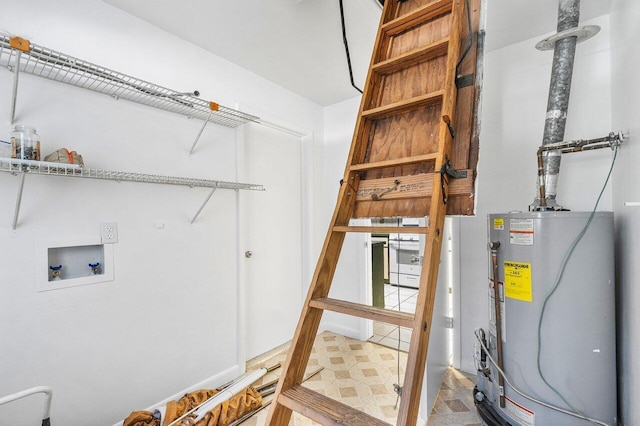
[
  {"left": 264, "top": 183, "right": 357, "bottom": 425},
  {"left": 395, "top": 0, "right": 467, "bottom": 424}
]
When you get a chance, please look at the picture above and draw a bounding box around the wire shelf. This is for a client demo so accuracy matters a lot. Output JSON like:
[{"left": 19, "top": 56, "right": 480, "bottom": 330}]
[
  {"left": 0, "top": 158, "right": 264, "bottom": 191},
  {"left": 0, "top": 35, "right": 259, "bottom": 127}
]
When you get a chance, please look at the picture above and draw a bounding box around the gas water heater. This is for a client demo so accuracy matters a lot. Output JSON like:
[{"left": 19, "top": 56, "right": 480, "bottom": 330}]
[{"left": 474, "top": 212, "right": 616, "bottom": 426}]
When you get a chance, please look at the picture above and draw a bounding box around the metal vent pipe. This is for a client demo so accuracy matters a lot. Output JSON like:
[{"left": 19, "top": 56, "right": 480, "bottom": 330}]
[{"left": 533, "top": 0, "right": 581, "bottom": 210}]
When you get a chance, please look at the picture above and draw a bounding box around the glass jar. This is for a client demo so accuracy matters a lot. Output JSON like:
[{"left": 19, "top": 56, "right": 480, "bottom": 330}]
[{"left": 11, "top": 125, "right": 40, "bottom": 161}]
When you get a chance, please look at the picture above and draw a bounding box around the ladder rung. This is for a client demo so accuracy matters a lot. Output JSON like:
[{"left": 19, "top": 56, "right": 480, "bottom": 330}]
[
  {"left": 333, "top": 225, "right": 429, "bottom": 235},
  {"left": 310, "top": 297, "right": 415, "bottom": 328},
  {"left": 279, "top": 385, "right": 392, "bottom": 426},
  {"left": 382, "top": 0, "right": 453, "bottom": 36},
  {"left": 350, "top": 153, "right": 438, "bottom": 172},
  {"left": 362, "top": 90, "right": 443, "bottom": 120},
  {"left": 372, "top": 37, "right": 450, "bottom": 75},
  {"left": 355, "top": 172, "right": 473, "bottom": 203}
]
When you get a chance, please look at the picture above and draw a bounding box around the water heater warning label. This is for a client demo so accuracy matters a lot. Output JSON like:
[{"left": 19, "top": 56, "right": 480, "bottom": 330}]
[
  {"left": 505, "top": 396, "right": 535, "bottom": 426},
  {"left": 504, "top": 261, "right": 532, "bottom": 302},
  {"left": 509, "top": 218, "right": 534, "bottom": 245}
]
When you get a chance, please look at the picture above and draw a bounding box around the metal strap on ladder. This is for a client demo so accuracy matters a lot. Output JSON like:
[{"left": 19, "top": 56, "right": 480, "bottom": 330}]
[{"left": 266, "top": 0, "right": 472, "bottom": 424}]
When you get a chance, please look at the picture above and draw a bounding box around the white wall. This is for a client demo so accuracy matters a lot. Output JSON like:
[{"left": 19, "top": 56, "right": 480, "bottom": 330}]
[
  {"left": 320, "top": 96, "right": 366, "bottom": 338},
  {"left": 610, "top": 0, "right": 640, "bottom": 424},
  {"left": 458, "top": 14, "right": 613, "bottom": 373},
  {"left": 0, "top": 1, "right": 321, "bottom": 425}
]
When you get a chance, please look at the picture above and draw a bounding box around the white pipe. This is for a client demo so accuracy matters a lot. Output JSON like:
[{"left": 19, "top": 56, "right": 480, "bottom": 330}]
[
  {"left": 169, "top": 368, "right": 267, "bottom": 426},
  {"left": 257, "top": 118, "right": 307, "bottom": 138},
  {"left": 0, "top": 386, "right": 53, "bottom": 421},
  {"left": 192, "top": 368, "right": 266, "bottom": 422},
  {"left": 234, "top": 102, "right": 309, "bottom": 138}
]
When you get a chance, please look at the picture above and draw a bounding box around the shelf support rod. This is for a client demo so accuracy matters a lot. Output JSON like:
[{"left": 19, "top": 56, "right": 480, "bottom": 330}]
[
  {"left": 12, "top": 173, "right": 26, "bottom": 230},
  {"left": 10, "top": 50, "right": 22, "bottom": 124},
  {"left": 191, "top": 187, "right": 217, "bottom": 224},
  {"left": 189, "top": 110, "right": 213, "bottom": 154}
]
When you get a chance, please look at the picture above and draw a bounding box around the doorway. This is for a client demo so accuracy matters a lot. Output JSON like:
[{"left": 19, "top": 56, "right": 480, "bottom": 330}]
[
  {"left": 238, "top": 122, "right": 303, "bottom": 361},
  {"left": 365, "top": 217, "right": 459, "bottom": 416}
]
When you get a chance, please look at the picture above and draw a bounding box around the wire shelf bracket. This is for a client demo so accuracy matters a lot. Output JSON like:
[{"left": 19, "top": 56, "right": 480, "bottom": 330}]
[
  {"left": 0, "top": 158, "right": 264, "bottom": 229},
  {"left": 0, "top": 35, "right": 260, "bottom": 129}
]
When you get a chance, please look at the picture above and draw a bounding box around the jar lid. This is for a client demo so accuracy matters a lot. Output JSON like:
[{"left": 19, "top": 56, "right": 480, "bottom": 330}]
[{"left": 12, "top": 124, "right": 37, "bottom": 133}]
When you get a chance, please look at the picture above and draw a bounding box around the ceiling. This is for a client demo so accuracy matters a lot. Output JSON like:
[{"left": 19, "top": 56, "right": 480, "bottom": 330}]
[{"left": 102, "top": 0, "right": 613, "bottom": 107}]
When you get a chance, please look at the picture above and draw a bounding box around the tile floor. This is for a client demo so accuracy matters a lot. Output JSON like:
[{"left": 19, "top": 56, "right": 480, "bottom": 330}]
[
  {"left": 244, "top": 330, "right": 482, "bottom": 426},
  {"left": 427, "top": 368, "right": 483, "bottom": 426},
  {"left": 370, "top": 284, "right": 418, "bottom": 352}
]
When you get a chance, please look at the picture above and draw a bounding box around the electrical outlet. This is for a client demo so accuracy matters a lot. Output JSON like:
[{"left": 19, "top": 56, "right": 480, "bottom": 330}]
[{"left": 101, "top": 222, "right": 118, "bottom": 244}]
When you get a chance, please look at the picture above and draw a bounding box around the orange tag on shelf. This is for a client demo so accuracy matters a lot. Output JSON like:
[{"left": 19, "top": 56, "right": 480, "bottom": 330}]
[
  {"left": 9, "top": 37, "right": 31, "bottom": 53},
  {"left": 63, "top": 148, "right": 74, "bottom": 164}
]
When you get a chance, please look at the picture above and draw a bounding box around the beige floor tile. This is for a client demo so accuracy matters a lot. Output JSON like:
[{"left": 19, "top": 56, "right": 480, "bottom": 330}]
[
  {"left": 376, "top": 335, "right": 410, "bottom": 352},
  {"left": 300, "top": 369, "right": 336, "bottom": 392},
  {"left": 373, "top": 321, "right": 397, "bottom": 337},
  {"left": 244, "top": 332, "right": 481, "bottom": 426},
  {"left": 323, "top": 377, "right": 374, "bottom": 405},
  {"left": 425, "top": 413, "right": 462, "bottom": 425},
  {"left": 456, "top": 376, "right": 476, "bottom": 388},
  {"left": 349, "top": 363, "right": 392, "bottom": 385},
  {"left": 360, "top": 397, "right": 396, "bottom": 423},
  {"left": 438, "top": 410, "right": 485, "bottom": 424},
  {"left": 368, "top": 333, "right": 384, "bottom": 344},
  {"left": 291, "top": 413, "right": 321, "bottom": 425},
  {"left": 443, "top": 398, "right": 471, "bottom": 413}
]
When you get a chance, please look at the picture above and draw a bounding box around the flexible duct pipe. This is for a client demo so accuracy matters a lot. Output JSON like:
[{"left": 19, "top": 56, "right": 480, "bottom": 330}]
[{"left": 533, "top": 0, "right": 580, "bottom": 210}]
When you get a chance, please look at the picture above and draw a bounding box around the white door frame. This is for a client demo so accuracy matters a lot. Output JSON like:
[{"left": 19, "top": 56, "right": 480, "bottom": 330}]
[
  {"left": 358, "top": 217, "right": 462, "bottom": 421},
  {"left": 234, "top": 105, "right": 313, "bottom": 370},
  {"left": 356, "top": 218, "right": 374, "bottom": 342}
]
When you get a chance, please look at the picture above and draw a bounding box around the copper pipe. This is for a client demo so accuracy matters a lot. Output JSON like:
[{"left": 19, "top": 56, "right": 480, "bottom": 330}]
[
  {"left": 489, "top": 241, "right": 505, "bottom": 408},
  {"left": 533, "top": 131, "right": 622, "bottom": 210},
  {"left": 537, "top": 147, "right": 547, "bottom": 209}
]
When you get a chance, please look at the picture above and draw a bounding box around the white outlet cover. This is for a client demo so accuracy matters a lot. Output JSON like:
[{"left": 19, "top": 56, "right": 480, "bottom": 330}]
[{"left": 101, "top": 222, "right": 118, "bottom": 244}]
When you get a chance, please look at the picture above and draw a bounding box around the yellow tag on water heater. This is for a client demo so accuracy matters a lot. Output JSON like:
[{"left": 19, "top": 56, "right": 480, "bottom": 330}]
[{"left": 504, "top": 261, "right": 532, "bottom": 302}]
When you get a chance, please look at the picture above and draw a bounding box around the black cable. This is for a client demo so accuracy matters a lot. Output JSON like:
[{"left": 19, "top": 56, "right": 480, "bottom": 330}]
[{"left": 338, "top": 0, "right": 363, "bottom": 94}]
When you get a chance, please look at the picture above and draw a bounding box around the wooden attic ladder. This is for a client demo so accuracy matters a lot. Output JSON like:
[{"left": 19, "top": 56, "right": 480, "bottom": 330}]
[{"left": 266, "top": 0, "right": 473, "bottom": 424}]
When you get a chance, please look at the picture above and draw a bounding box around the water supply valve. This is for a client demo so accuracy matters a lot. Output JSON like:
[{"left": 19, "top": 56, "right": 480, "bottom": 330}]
[
  {"left": 49, "top": 265, "right": 62, "bottom": 280},
  {"left": 89, "top": 262, "right": 101, "bottom": 275}
]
